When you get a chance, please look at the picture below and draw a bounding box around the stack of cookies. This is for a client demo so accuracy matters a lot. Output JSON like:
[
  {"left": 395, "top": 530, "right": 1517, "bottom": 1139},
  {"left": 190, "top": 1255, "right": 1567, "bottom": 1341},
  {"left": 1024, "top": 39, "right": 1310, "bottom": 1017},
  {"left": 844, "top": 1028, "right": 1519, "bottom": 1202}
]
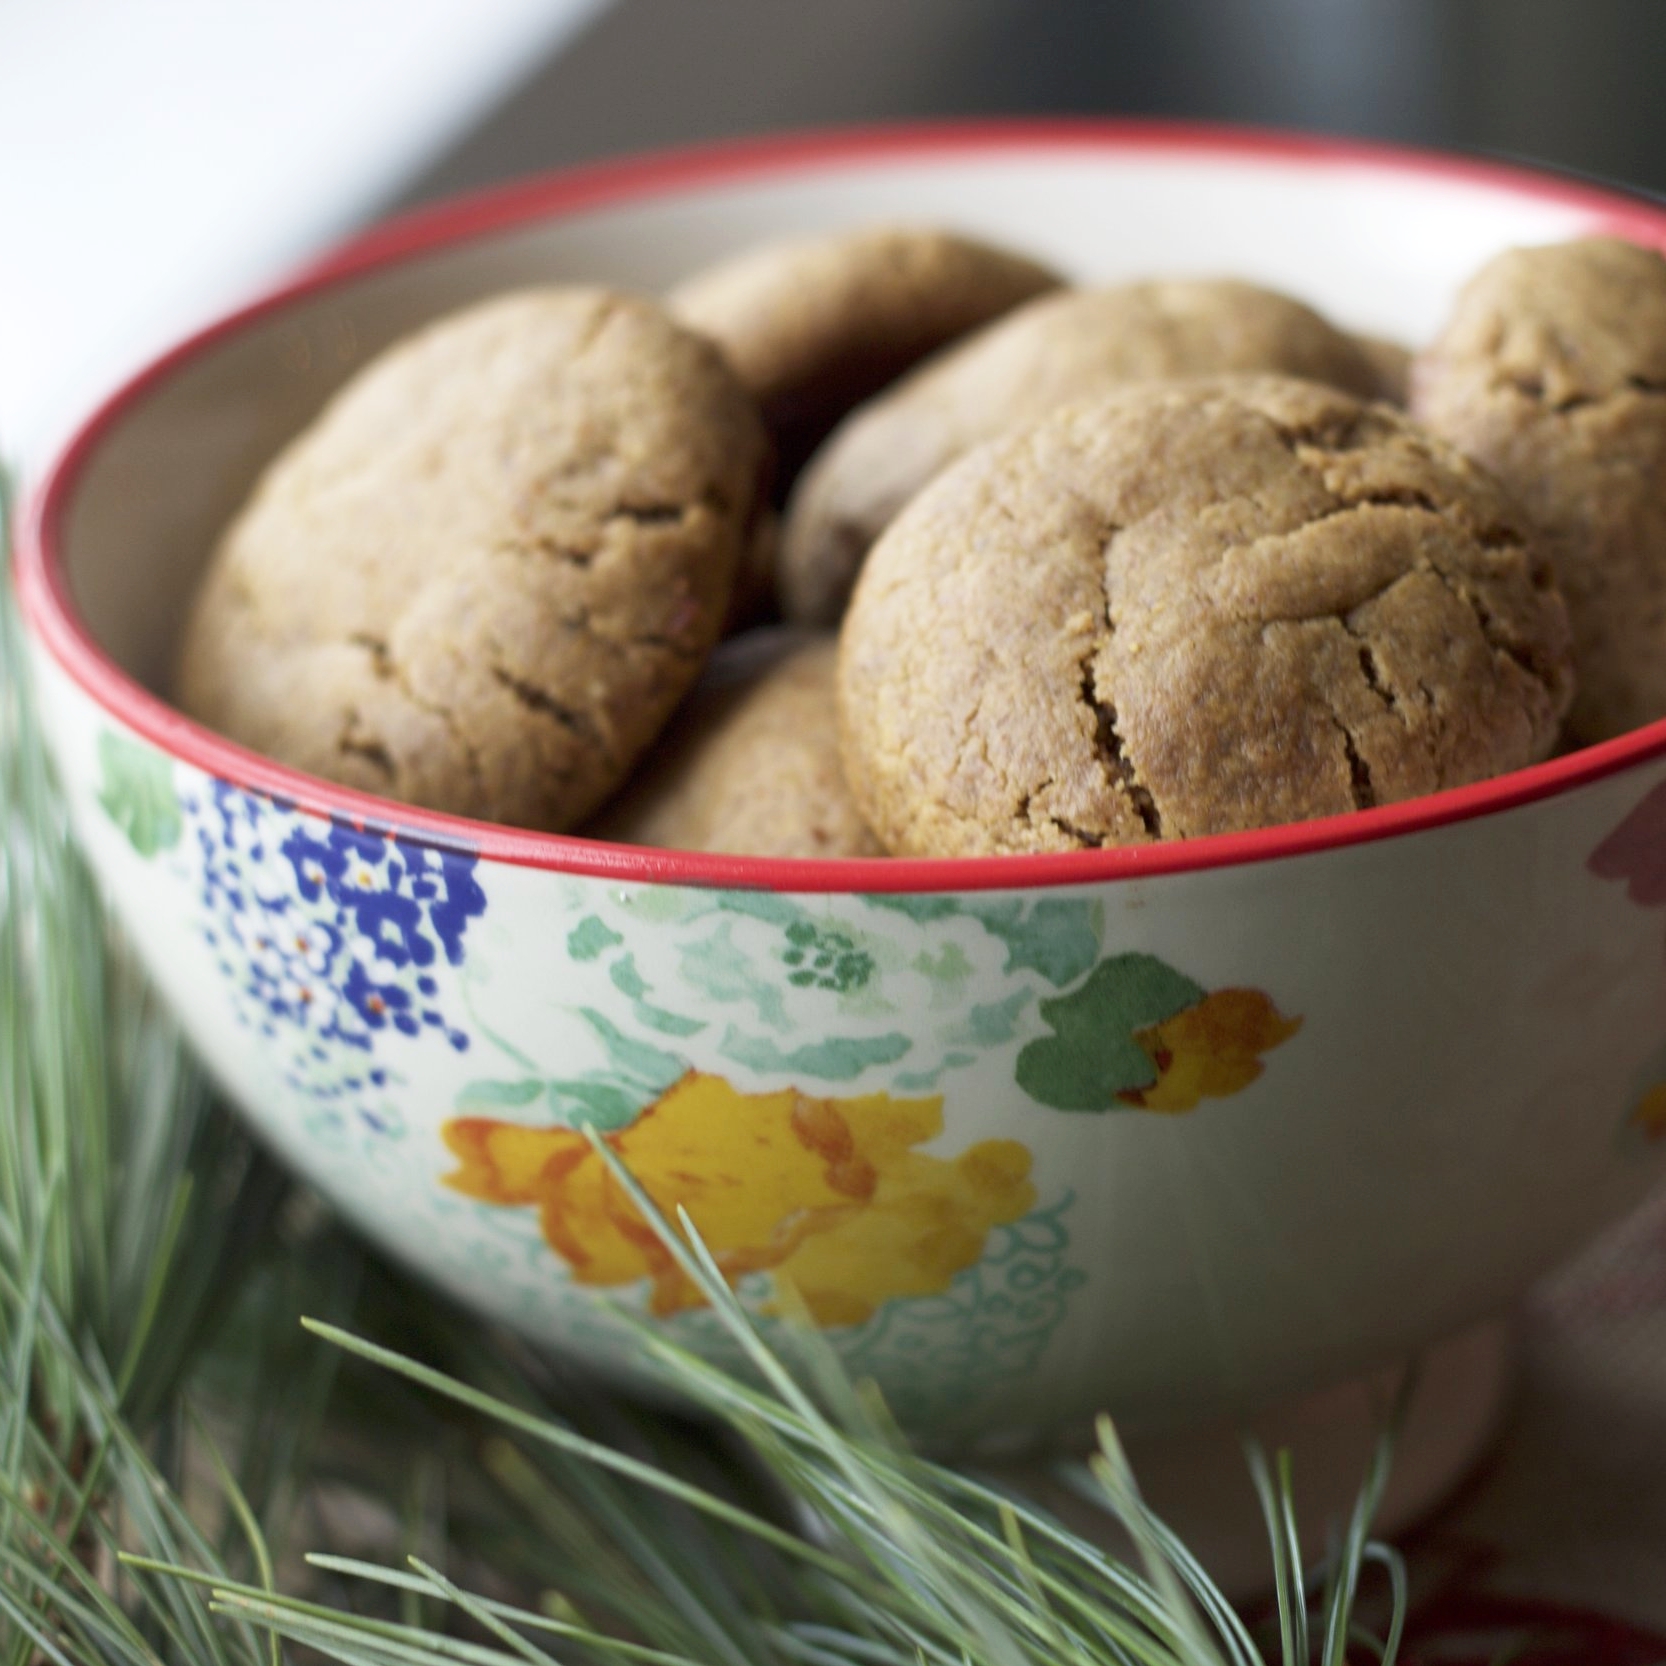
[{"left": 176, "top": 225, "right": 1666, "bottom": 859}]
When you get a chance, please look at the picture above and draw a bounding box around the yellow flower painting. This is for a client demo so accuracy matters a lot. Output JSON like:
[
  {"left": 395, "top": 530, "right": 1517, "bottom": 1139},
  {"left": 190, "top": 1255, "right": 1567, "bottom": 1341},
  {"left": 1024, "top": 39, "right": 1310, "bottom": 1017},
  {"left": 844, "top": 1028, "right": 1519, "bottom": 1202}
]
[
  {"left": 442, "top": 1073, "right": 1036, "bottom": 1325},
  {"left": 1117, "top": 988, "right": 1303, "bottom": 1113}
]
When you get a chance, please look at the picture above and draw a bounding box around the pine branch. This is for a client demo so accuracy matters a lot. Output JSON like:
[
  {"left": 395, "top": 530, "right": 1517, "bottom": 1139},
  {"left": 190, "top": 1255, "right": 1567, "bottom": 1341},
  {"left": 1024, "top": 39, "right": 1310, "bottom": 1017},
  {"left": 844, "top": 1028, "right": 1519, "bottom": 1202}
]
[{"left": 0, "top": 460, "right": 1409, "bottom": 1666}]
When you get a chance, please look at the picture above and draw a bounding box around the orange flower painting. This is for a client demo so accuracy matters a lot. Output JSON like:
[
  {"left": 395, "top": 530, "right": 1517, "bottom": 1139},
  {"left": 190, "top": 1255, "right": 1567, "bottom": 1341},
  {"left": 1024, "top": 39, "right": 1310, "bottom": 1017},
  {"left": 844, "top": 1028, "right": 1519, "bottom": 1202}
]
[
  {"left": 1015, "top": 952, "right": 1300, "bottom": 1114},
  {"left": 443, "top": 1073, "right": 1036, "bottom": 1324},
  {"left": 1117, "top": 988, "right": 1304, "bottom": 1113}
]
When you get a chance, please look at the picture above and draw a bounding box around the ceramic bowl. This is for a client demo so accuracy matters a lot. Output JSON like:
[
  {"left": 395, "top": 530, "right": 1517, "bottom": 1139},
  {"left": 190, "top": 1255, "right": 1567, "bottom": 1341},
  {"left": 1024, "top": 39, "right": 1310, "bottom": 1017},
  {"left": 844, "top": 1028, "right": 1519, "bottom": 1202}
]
[{"left": 19, "top": 123, "right": 1666, "bottom": 1457}]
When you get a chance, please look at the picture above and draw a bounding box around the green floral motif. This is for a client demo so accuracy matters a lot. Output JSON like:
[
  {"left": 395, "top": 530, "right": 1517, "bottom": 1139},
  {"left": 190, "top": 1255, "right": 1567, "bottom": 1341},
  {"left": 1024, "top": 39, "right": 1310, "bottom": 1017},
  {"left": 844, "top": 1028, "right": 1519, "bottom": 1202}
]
[
  {"left": 623, "top": 901, "right": 926, "bottom": 1078},
  {"left": 911, "top": 943, "right": 974, "bottom": 993},
  {"left": 543, "top": 1079, "right": 645, "bottom": 1131},
  {"left": 947, "top": 990, "right": 1034, "bottom": 1049},
  {"left": 513, "top": 885, "right": 1299, "bottom": 1113},
  {"left": 870, "top": 894, "right": 1100, "bottom": 988},
  {"left": 1016, "top": 954, "right": 1205, "bottom": 1112},
  {"left": 519, "top": 888, "right": 1162, "bottom": 1098},
  {"left": 456, "top": 1078, "right": 544, "bottom": 1111},
  {"left": 893, "top": 1054, "right": 975, "bottom": 1092},
  {"left": 455, "top": 1073, "right": 647, "bottom": 1131},
  {"left": 857, "top": 895, "right": 961, "bottom": 925},
  {"left": 609, "top": 954, "right": 706, "bottom": 1037},
  {"left": 673, "top": 1193, "right": 1083, "bottom": 1440},
  {"left": 715, "top": 892, "right": 821, "bottom": 930},
  {"left": 678, "top": 920, "right": 791, "bottom": 1031},
  {"left": 717, "top": 1027, "right": 912, "bottom": 1081},
  {"left": 578, "top": 1008, "right": 684, "bottom": 1095},
  {"left": 1015, "top": 953, "right": 1302, "bottom": 1116},
  {"left": 95, "top": 730, "right": 181, "bottom": 856},
  {"left": 566, "top": 915, "right": 623, "bottom": 961},
  {"left": 640, "top": 891, "right": 1104, "bottom": 1087},
  {"left": 453, "top": 1004, "right": 685, "bottom": 1133},
  {"left": 780, "top": 921, "right": 875, "bottom": 993},
  {"left": 964, "top": 897, "right": 1102, "bottom": 988}
]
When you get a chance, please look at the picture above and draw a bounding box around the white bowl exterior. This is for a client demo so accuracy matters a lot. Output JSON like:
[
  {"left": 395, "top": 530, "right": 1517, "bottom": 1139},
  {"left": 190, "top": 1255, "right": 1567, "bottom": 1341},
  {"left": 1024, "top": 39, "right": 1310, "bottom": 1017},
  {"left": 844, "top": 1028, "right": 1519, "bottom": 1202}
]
[
  {"left": 34, "top": 639, "right": 1666, "bottom": 1448},
  {"left": 29, "top": 134, "right": 1666, "bottom": 1448}
]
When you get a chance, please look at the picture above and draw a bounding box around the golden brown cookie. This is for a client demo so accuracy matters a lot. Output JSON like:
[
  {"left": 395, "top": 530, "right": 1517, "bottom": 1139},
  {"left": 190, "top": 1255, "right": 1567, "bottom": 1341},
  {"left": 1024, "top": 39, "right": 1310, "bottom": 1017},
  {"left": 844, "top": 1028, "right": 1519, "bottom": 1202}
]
[
  {"left": 1409, "top": 237, "right": 1666, "bottom": 744},
  {"left": 668, "top": 225, "right": 1061, "bottom": 478},
  {"left": 781, "top": 279, "right": 1387, "bottom": 626},
  {"left": 176, "top": 288, "right": 769, "bottom": 831},
  {"left": 838, "top": 376, "right": 1573, "bottom": 857},
  {"left": 590, "top": 635, "right": 882, "bottom": 858}
]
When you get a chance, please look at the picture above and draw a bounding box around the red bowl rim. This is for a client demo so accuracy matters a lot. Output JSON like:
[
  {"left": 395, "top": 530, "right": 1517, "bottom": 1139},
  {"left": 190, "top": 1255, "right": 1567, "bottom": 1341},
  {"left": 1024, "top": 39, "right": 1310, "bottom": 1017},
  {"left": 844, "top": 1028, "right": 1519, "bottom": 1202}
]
[{"left": 16, "top": 116, "right": 1666, "bottom": 895}]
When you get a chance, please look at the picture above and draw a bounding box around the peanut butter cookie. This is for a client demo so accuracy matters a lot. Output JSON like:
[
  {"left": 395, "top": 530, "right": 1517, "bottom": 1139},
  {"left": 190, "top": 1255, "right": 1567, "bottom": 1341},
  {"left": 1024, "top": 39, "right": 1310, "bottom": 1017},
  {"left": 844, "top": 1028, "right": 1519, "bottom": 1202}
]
[
  {"left": 782, "top": 279, "right": 1387, "bottom": 625},
  {"left": 669, "top": 225, "right": 1060, "bottom": 479},
  {"left": 176, "top": 288, "right": 769, "bottom": 831},
  {"left": 1409, "top": 236, "right": 1666, "bottom": 744},
  {"left": 838, "top": 376, "right": 1573, "bottom": 856},
  {"left": 591, "top": 635, "right": 882, "bottom": 858}
]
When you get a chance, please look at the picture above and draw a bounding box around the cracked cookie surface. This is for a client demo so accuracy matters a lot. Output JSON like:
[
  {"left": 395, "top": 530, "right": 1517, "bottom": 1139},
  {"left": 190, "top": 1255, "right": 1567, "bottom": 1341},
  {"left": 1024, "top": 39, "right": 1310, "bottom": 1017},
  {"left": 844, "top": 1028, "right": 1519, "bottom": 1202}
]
[
  {"left": 588, "top": 634, "right": 883, "bottom": 858},
  {"left": 837, "top": 376, "right": 1574, "bottom": 856},
  {"left": 782, "top": 279, "right": 1387, "bottom": 627},
  {"left": 175, "top": 287, "right": 769, "bottom": 832},
  {"left": 669, "top": 225, "right": 1060, "bottom": 483},
  {"left": 1409, "top": 236, "right": 1666, "bottom": 744}
]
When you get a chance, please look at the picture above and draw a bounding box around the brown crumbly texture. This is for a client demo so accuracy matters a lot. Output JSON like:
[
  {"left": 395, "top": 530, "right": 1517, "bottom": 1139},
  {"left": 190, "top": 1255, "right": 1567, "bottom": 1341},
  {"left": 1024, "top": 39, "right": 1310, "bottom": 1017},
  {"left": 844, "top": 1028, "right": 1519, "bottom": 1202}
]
[
  {"left": 590, "top": 636, "right": 883, "bottom": 858},
  {"left": 781, "top": 279, "right": 1387, "bottom": 626},
  {"left": 176, "top": 288, "right": 769, "bottom": 832},
  {"left": 1409, "top": 236, "right": 1666, "bottom": 744},
  {"left": 668, "top": 225, "right": 1061, "bottom": 476},
  {"left": 838, "top": 376, "right": 1574, "bottom": 857}
]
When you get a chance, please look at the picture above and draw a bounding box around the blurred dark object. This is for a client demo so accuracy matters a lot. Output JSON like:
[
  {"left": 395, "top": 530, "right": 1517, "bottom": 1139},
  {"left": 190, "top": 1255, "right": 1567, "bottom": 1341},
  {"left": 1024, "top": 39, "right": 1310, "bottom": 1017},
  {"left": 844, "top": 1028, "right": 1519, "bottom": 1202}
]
[{"left": 405, "top": 0, "right": 1666, "bottom": 207}]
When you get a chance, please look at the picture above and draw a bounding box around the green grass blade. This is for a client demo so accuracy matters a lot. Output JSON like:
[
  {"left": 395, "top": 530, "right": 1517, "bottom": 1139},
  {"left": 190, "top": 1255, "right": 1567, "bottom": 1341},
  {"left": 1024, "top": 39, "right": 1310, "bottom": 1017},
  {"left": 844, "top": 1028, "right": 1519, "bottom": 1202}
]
[
  {"left": 1244, "top": 1445, "right": 1298, "bottom": 1666},
  {"left": 300, "top": 1319, "right": 884, "bottom": 1599}
]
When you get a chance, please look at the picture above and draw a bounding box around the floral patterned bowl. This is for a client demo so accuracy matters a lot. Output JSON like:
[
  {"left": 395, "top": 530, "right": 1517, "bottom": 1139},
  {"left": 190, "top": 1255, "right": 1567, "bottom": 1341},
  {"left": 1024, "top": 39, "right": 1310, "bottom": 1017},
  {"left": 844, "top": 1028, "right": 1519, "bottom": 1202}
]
[{"left": 18, "top": 123, "right": 1666, "bottom": 1458}]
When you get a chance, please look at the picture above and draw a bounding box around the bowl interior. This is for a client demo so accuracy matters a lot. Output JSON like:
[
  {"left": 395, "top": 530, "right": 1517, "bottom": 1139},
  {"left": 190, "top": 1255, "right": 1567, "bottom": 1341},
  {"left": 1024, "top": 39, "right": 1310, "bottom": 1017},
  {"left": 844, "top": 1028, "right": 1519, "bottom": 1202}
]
[
  {"left": 53, "top": 129, "right": 1634, "bottom": 709},
  {"left": 61, "top": 129, "right": 1626, "bottom": 696}
]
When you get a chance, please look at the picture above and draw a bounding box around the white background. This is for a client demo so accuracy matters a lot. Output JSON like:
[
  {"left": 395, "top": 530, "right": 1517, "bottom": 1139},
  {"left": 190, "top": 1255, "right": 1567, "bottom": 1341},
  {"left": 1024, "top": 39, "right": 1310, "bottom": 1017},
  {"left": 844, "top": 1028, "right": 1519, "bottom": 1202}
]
[{"left": 0, "top": 0, "right": 609, "bottom": 469}]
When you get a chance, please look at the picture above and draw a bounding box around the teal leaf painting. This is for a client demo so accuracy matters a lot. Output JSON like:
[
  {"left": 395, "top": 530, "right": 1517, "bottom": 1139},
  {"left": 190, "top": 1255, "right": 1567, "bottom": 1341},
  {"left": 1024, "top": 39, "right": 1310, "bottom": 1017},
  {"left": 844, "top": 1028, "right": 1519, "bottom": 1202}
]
[
  {"left": 609, "top": 953, "right": 706, "bottom": 1037},
  {"left": 867, "top": 894, "right": 1099, "bottom": 987},
  {"left": 1015, "top": 953, "right": 1205, "bottom": 1112},
  {"left": 566, "top": 915, "right": 623, "bottom": 961},
  {"left": 677, "top": 922, "right": 790, "bottom": 1031},
  {"left": 577, "top": 1008, "right": 686, "bottom": 1096},
  {"left": 546, "top": 1078, "right": 645, "bottom": 1131},
  {"left": 950, "top": 990, "right": 1033, "bottom": 1049},
  {"left": 96, "top": 731, "right": 181, "bottom": 856},
  {"left": 456, "top": 1077, "right": 544, "bottom": 1111},
  {"left": 457, "top": 1073, "right": 645, "bottom": 1132},
  {"left": 865, "top": 894, "right": 962, "bottom": 924},
  {"left": 967, "top": 898, "right": 1100, "bottom": 988},
  {"left": 719, "top": 1027, "right": 912, "bottom": 1081}
]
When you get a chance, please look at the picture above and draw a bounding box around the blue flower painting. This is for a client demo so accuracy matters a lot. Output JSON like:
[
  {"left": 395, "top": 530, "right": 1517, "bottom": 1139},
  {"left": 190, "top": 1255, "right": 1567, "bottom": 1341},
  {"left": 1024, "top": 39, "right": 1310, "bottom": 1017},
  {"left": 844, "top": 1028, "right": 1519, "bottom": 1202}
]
[{"left": 185, "top": 781, "right": 486, "bottom": 1107}]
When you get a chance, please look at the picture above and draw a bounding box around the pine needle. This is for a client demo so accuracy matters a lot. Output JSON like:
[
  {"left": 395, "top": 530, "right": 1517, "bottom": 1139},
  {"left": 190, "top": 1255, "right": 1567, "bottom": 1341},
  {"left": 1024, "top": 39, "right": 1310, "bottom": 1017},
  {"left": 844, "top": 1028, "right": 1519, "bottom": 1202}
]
[{"left": 1, "top": 457, "right": 1413, "bottom": 1666}]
